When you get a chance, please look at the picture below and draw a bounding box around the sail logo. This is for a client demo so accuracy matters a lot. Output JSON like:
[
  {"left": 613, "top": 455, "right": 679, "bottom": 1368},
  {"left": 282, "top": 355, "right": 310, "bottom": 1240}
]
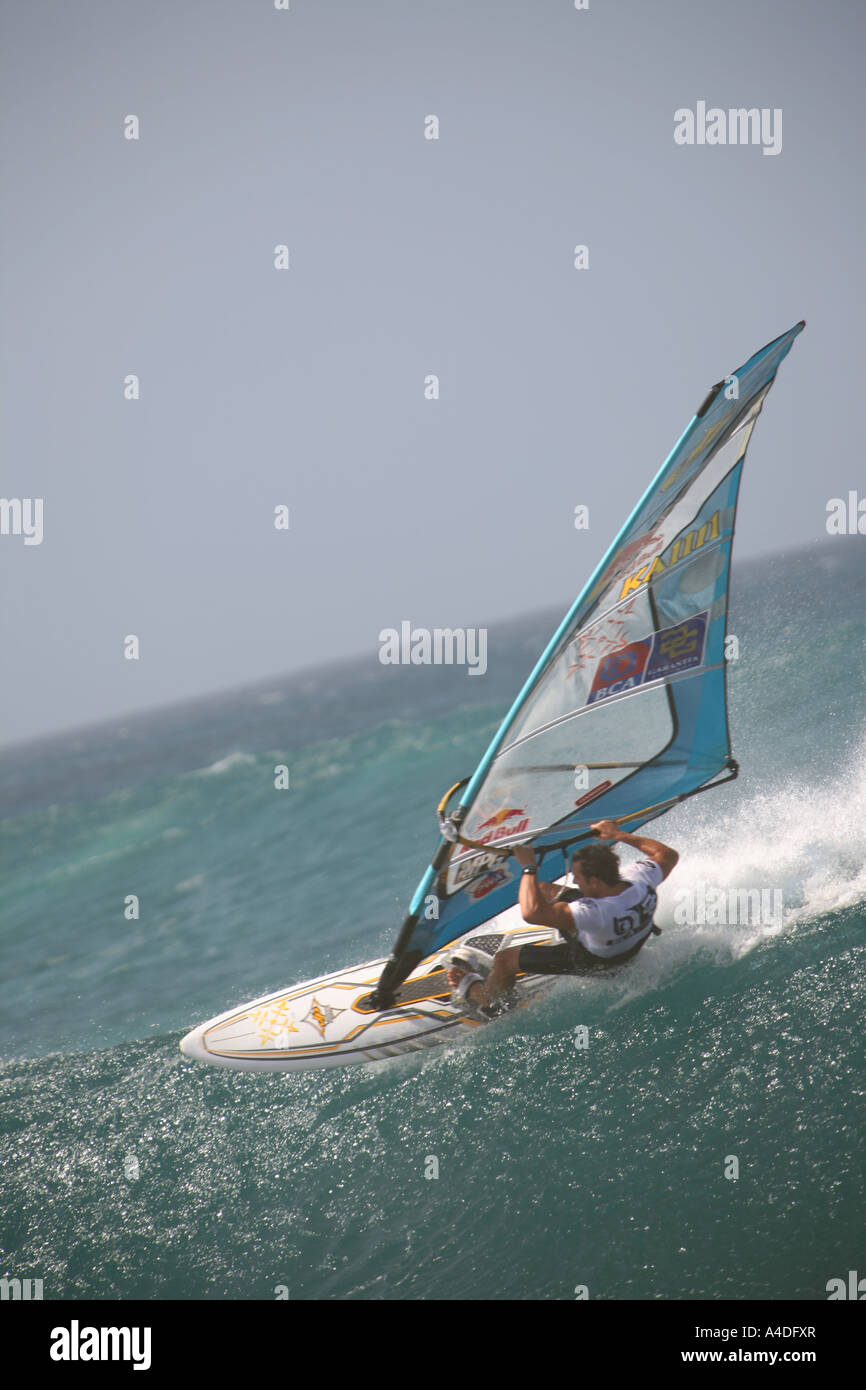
[
  {"left": 574, "top": 779, "right": 613, "bottom": 809},
  {"left": 674, "top": 102, "right": 782, "bottom": 156},
  {"left": 452, "top": 850, "right": 506, "bottom": 887},
  {"left": 476, "top": 808, "right": 530, "bottom": 844},
  {"left": 587, "top": 613, "right": 708, "bottom": 705},
  {"left": 587, "top": 641, "right": 650, "bottom": 703},
  {"left": 468, "top": 868, "right": 512, "bottom": 900},
  {"left": 0, "top": 497, "right": 43, "bottom": 545},
  {"left": 619, "top": 510, "right": 722, "bottom": 600},
  {"left": 653, "top": 623, "right": 700, "bottom": 668},
  {"left": 586, "top": 528, "right": 665, "bottom": 603}
]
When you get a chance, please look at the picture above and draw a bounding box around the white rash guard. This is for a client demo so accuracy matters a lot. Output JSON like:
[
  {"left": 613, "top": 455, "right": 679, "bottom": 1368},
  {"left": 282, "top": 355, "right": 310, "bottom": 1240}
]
[{"left": 567, "top": 860, "right": 664, "bottom": 958}]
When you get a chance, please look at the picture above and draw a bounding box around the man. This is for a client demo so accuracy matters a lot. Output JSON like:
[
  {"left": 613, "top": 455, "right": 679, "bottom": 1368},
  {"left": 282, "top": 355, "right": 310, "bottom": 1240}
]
[{"left": 447, "top": 818, "right": 678, "bottom": 1011}]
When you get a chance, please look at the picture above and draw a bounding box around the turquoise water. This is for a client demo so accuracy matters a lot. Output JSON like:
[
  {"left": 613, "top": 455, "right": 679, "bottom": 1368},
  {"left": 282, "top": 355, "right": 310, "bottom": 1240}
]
[{"left": 1, "top": 541, "right": 864, "bottom": 1299}]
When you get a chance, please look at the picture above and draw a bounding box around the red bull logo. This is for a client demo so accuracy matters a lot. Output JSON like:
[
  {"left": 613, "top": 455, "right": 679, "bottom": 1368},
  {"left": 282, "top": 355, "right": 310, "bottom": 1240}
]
[{"left": 476, "top": 808, "right": 530, "bottom": 843}]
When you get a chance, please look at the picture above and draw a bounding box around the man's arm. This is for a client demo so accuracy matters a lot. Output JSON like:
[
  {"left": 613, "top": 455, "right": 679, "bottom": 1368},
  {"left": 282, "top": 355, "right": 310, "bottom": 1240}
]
[
  {"left": 539, "top": 881, "right": 564, "bottom": 904},
  {"left": 592, "top": 820, "right": 679, "bottom": 881},
  {"left": 513, "top": 845, "right": 576, "bottom": 933}
]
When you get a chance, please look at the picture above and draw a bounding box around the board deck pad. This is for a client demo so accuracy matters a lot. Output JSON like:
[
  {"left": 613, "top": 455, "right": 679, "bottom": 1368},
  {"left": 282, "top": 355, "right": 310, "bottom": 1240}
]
[
  {"left": 355, "top": 969, "right": 449, "bottom": 1012},
  {"left": 355, "top": 932, "right": 507, "bottom": 1011}
]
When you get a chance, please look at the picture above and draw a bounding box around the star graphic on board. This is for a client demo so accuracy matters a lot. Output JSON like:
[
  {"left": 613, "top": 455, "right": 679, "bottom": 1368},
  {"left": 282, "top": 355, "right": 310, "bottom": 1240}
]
[
  {"left": 247, "top": 998, "right": 300, "bottom": 1046},
  {"left": 302, "top": 997, "right": 346, "bottom": 1038}
]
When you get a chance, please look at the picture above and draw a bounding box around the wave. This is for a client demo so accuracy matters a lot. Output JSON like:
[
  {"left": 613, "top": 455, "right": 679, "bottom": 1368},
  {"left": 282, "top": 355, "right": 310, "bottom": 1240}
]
[{"left": 193, "top": 751, "right": 259, "bottom": 777}]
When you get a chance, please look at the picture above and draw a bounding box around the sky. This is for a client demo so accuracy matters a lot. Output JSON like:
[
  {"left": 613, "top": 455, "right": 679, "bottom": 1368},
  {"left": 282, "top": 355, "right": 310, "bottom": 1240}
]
[{"left": 1, "top": 0, "right": 863, "bottom": 747}]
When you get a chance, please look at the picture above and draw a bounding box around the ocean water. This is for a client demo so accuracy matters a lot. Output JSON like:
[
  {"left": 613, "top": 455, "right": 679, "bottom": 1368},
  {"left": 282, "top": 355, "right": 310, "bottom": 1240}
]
[{"left": 0, "top": 540, "right": 864, "bottom": 1301}]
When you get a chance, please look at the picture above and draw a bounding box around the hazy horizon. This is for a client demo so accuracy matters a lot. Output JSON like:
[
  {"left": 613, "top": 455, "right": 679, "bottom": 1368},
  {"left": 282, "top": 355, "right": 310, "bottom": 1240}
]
[
  {"left": 3, "top": 2, "right": 862, "bottom": 747},
  {"left": 1, "top": 531, "right": 848, "bottom": 758}
]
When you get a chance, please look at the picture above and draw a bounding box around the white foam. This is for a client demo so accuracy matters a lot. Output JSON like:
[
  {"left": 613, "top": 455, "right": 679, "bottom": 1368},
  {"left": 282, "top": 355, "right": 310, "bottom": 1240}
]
[
  {"left": 607, "top": 731, "right": 866, "bottom": 1005},
  {"left": 193, "top": 751, "right": 257, "bottom": 777}
]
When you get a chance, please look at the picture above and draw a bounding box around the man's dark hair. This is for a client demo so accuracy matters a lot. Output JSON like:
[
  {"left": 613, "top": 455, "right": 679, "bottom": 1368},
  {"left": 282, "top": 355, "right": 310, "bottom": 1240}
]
[{"left": 572, "top": 844, "right": 621, "bottom": 887}]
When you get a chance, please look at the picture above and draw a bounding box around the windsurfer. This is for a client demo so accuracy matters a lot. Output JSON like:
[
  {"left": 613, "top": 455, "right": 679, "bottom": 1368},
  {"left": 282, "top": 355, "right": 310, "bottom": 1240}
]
[{"left": 447, "top": 820, "right": 678, "bottom": 1010}]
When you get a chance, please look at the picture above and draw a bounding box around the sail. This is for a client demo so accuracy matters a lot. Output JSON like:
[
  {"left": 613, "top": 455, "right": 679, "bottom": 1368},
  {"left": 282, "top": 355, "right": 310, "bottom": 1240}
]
[{"left": 373, "top": 322, "right": 805, "bottom": 1001}]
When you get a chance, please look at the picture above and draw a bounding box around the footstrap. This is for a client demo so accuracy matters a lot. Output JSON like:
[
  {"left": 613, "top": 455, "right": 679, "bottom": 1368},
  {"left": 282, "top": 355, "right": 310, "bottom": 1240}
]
[{"left": 454, "top": 971, "right": 483, "bottom": 1000}]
